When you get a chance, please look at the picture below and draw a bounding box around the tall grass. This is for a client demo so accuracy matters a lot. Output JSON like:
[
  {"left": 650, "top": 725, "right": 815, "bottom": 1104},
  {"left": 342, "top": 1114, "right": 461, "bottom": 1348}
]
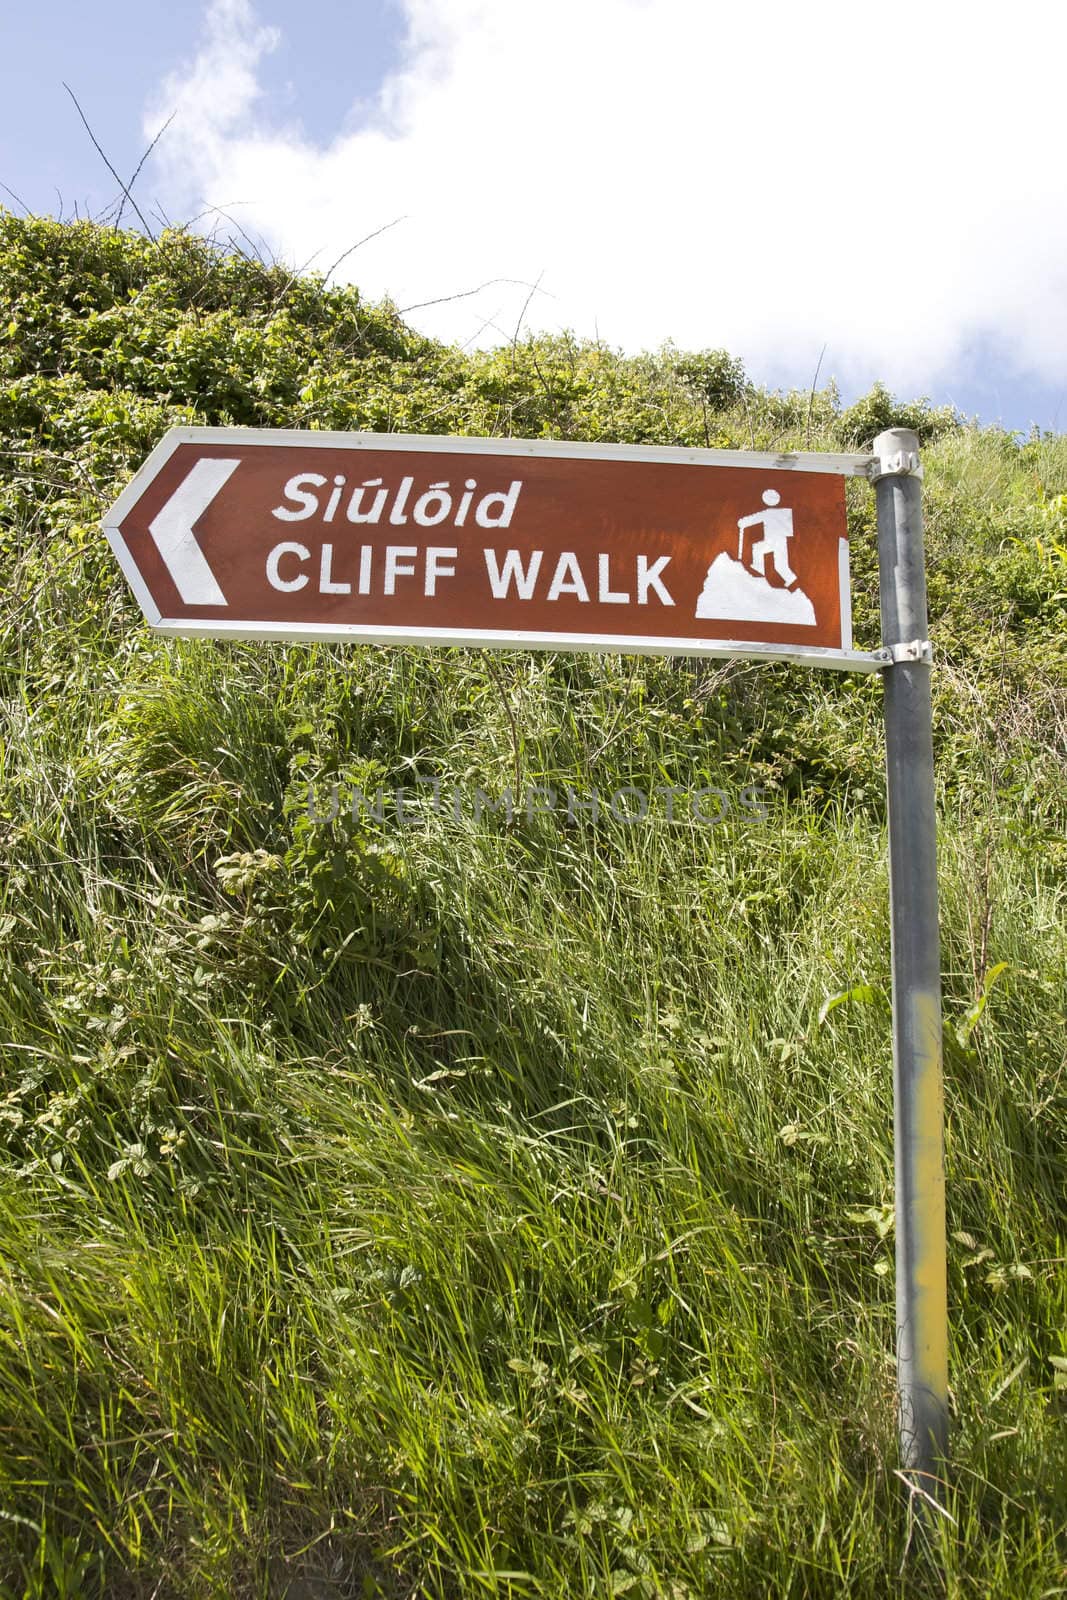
[
  {"left": 2, "top": 621, "right": 1063, "bottom": 1596},
  {"left": 0, "top": 217, "right": 1064, "bottom": 1596}
]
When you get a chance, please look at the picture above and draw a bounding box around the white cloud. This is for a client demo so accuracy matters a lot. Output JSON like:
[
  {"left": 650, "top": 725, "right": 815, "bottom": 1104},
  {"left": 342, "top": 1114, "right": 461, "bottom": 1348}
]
[{"left": 147, "top": 0, "right": 1067, "bottom": 397}]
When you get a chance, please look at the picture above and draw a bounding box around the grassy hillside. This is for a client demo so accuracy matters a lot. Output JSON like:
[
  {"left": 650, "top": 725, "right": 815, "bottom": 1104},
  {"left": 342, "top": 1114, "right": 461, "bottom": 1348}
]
[{"left": 0, "top": 213, "right": 1064, "bottom": 1598}]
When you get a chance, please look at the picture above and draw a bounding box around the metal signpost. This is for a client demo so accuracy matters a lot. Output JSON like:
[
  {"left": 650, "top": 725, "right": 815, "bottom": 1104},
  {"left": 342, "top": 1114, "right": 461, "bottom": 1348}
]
[
  {"left": 871, "top": 429, "right": 949, "bottom": 1500},
  {"left": 106, "top": 425, "right": 948, "bottom": 1501}
]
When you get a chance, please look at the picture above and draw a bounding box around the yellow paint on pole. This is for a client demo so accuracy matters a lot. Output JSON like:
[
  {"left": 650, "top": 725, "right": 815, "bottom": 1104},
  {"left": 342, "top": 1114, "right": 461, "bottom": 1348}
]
[{"left": 909, "top": 989, "right": 948, "bottom": 1404}]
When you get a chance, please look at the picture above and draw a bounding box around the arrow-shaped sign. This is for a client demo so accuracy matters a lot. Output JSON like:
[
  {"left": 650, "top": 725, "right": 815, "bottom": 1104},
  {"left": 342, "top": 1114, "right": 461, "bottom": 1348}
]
[
  {"left": 105, "top": 426, "right": 882, "bottom": 670},
  {"left": 148, "top": 456, "right": 240, "bottom": 605}
]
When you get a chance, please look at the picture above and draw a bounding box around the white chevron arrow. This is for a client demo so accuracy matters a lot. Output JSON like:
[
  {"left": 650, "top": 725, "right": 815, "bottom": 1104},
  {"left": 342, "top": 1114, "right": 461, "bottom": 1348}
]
[{"left": 149, "top": 457, "right": 240, "bottom": 605}]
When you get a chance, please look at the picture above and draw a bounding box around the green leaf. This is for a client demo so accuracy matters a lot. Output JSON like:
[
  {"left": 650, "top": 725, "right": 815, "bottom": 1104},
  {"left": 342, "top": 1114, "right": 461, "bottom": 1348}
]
[
  {"left": 956, "top": 962, "right": 1012, "bottom": 1045},
  {"left": 818, "top": 984, "right": 887, "bottom": 1025}
]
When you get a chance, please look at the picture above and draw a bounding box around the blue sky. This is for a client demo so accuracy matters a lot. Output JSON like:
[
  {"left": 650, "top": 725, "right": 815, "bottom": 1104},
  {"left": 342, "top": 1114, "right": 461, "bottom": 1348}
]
[
  {"left": 0, "top": 2, "right": 400, "bottom": 219},
  {"left": 2, "top": 0, "right": 1065, "bottom": 437}
]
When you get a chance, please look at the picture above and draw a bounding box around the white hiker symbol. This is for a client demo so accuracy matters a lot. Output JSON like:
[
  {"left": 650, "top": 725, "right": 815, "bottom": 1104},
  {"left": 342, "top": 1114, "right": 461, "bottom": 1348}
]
[
  {"left": 737, "top": 488, "right": 797, "bottom": 588},
  {"left": 695, "top": 485, "right": 816, "bottom": 626}
]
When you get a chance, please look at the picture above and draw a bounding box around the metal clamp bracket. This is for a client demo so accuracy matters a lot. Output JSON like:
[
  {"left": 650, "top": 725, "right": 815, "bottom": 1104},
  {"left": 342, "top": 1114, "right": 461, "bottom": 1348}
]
[
  {"left": 874, "top": 639, "right": 933, "bottom": 666},
  {"left": 869, "top": 448, "right": 924, "bottom": 483}
]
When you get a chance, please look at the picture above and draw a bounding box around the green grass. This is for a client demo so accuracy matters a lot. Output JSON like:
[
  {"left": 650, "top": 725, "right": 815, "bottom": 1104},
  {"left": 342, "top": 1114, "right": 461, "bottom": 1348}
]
[{"left": 0, "top": 215, "right": 1064, "bottom": 1597}]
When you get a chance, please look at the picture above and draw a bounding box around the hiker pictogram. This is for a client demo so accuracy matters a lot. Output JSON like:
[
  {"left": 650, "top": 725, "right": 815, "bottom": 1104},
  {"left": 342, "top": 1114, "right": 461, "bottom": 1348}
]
[
  {"left": 695, "top": 487, "right": 816, "bottom": 625},
  {"left": 738, "top": 489, "right": 798, "bottom": 587}
]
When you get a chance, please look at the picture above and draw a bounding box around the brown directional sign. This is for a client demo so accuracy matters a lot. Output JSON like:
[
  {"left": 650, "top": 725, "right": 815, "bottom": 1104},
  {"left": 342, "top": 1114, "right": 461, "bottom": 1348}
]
[{"left": 105, "top": 427, "right": 880, "bottom": 669}]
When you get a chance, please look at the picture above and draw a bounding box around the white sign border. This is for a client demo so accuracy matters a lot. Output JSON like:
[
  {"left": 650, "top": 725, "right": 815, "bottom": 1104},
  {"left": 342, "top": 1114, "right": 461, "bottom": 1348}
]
[{"left": 147, "top": 617, "right": 879, "bottom": 671}]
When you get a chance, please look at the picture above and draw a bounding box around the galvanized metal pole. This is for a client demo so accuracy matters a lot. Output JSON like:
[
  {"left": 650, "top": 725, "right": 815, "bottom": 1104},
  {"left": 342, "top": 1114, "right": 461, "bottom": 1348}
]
[{"left": 872, "top": 428, "right": 949, "bottom": 1499}]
